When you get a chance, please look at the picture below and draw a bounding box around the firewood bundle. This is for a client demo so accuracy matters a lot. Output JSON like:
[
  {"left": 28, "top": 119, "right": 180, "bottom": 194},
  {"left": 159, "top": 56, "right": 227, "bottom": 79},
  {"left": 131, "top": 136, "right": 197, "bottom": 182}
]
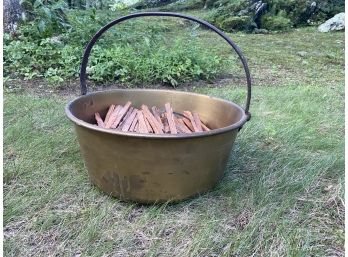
[{"left": 94, "top": 102, "right": 211, "bottom": 134}]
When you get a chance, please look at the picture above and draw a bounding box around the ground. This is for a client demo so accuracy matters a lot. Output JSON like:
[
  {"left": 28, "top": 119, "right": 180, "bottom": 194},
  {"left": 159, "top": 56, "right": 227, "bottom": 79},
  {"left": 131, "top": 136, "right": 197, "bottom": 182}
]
[{"left": 4, "top": 27, "right": 344, "bottom": 256}]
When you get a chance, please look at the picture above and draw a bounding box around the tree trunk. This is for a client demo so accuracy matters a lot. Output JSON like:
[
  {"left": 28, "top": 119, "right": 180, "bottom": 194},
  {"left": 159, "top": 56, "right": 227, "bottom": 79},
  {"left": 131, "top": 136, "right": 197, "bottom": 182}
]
[{"left": 3, "top": 0, "right": 23, "bottom": 32}]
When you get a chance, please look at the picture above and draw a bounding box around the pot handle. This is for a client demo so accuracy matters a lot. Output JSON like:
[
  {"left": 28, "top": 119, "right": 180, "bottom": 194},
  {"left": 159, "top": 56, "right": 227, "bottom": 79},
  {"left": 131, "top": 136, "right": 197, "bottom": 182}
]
[{"left": 80, "top": 12, "right": 251, "bottom": 120}]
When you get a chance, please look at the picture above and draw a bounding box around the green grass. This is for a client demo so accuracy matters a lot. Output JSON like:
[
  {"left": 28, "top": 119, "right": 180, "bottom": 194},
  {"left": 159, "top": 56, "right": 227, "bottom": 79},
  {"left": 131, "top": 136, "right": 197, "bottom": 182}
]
[{"left": 4, "top": 27, "right": 344, "bottom": 256}]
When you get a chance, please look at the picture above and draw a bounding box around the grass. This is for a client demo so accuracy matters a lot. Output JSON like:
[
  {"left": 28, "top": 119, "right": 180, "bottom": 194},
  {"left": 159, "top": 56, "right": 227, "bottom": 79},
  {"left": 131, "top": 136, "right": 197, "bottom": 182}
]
[{"left": 4, "top": 26, "right": 344, "bottom": 256}]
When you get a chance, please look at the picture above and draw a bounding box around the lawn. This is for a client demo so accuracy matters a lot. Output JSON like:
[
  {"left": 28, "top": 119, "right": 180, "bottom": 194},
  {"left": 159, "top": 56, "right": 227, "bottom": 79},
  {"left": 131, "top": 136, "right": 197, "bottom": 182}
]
[{"left": 4, "top": 26, "right": 344, "bottom": 256}]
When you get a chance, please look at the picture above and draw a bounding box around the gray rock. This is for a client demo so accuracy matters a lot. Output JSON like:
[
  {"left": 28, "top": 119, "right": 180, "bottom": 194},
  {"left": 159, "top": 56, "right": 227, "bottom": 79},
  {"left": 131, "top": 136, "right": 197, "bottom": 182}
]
[
  {"left": 297, "top": 51, "right": 308, "bottom": 57},
  {"left": 48, "top": 36, "right": 62, "bottom": 44},
  {"left": 318, "top": 13, "right": 345, "bottom": 32},
  {"left": 254, "top": 28, "right": 269, "bottom": 34},
  {"left": 237, "top": 8, "right": 249, "bottom": 16}
]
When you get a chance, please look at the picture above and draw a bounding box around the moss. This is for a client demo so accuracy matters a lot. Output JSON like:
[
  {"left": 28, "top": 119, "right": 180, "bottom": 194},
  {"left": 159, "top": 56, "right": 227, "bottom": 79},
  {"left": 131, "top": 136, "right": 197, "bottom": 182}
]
[
  {"left": 220, "top": 16, "right": 256, "bottom": 32},
  {"left": 261, "top": 14, "right": 293, "bottom": 31}
]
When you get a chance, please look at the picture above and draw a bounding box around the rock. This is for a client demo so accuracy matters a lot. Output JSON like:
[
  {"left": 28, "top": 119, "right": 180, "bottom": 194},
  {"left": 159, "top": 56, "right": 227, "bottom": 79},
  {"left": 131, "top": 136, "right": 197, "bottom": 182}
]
[
  {"left": 318, "top": 13, "right": 345, "bottom": 32},
  {"left": 235, "top": 0, "right": 268, "bottom": 28},
  {"left": 86, "top": 66, "right": 93, "bottom": 74},
  {"left": 309, "top": 1, "right": 316, "bottom": 13},
  {"left": 297, "top": 51, "right": 308, "bottom": 57},
  {"left": 254, "top": 28, "right": 269, "bottom": 34},
  {"left": 237, "top": 8, "right": 249, "bottom": 16},
  {"left": 48, "top": 36, "right": 62, "bottom": 44},
  {"left": 255, "top": 2, "right": 267, "bottom": 16}
]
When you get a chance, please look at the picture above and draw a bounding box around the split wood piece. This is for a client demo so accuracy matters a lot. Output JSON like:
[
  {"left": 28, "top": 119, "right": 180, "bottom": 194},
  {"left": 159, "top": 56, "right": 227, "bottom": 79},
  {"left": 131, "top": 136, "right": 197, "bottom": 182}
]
[
  {"left": 173, "top": 117, "right": 184, "bottom": 134},
  {"left": 137, "top": 110, "right": 149, "bottom": 133},
  {"left": 165, "top": 103, "right": 177, "bottom": 134},
  {"left": 164, "top": 125, "right": 170, "bottom": 133},
  {"left": 105, "top": 105, "right": 122, "bottom": 128},
  {"left": 201, "top": 122, "right": 211, "bottom": 131},
  {"left": 118, "top": 107, "right": 134, "bottom": 130},
  {"left": 161, "top": 114, "right": 170, "bottom": 133},
  {"left": 176, "top": 118, "right": 192, "bottom": 133},
  {"left": 135, "top": 122, "right": 139, "bottom": 133},
  {"left": 192, "top": 112, "right": 203, "bottom": 132},
  {"left": 144, "top": 113, "right": 154, "bottom": 133},
  {"left": 95, "top": 113, "right": 105, "bottom": 128},
  {"left": 129, "top": 116, "right": 138, "bottom": 132},
  {"left": 142, "top": 105, "right": 164, "bottom": 134},
  {"left": 111, "top": 101, "right": 132, "bottom": 129},
  {"left": 174, "top": 118, "right": 187, "bottom": 134},
  {"left": 104, "top": 104, "right": 116, "bottom": 124},
  {"left": 121, "top": 108, "right": 138, "bottom": 132},
  {"left": 182, "top": 117, "right": 194, "bottom": 132},
  {"left": 183, "top": 111, "right": 200, "bottom": 132},
  {"left": 151, "top": 106, "right": 163, "bottom": 127}
]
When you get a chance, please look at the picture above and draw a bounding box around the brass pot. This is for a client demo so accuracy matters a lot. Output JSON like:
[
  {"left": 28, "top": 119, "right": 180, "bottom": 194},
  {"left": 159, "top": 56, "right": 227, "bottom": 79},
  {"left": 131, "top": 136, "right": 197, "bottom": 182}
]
[{"left": 65, "top": 12, "right": 252, "bottom": 203}]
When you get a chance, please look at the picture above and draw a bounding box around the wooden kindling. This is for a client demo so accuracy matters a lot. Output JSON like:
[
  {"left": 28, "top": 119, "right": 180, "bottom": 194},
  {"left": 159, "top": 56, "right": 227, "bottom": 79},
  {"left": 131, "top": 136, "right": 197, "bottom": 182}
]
[
  {"left": 95, "top": 112, "right": 105, "bottom": 128},
  {"left": 165, "top": 103, "right": 177, "bottom": 134},
  {"left": 144, "top": 113, "right": 154, "bottom": 133},
  {"left": 104, "top": 104, "right": 115, "bottom": 124},
  {"left": 182, "top": 117, "right": 194, "bottom": 132},
  {"left": 121, "top": 108, "right": 138, "bottom": 132},
  {"left": 95, "top": 102, "right": 212, "bottom": 134},
  {"left": 119, "top": 107, "right": 134, "bottom": 129},
  {"left": 105, "top": 105, "right": 122, "bottom": 129},
  {"left": 176, "top": 118, "right": 192, "bottom": 133},
  {"left": 111, "top": 101, "right": 132, "bottom": 129},
  {"left": 137, "top": 110, "right": 148, "bottom": 133},
  {"left": 142, "top": 105, "right": 164, "bottom": 134},
  {"left": 183, "top": 111, "right": 201, "bottom": 132},
  {"left": 129, "top": 116, "right": 138, "bottom": 132},
  {"left": 201, "top": 122, "right": 211, "bottom": 131},
  {"left": 192, "top": 112, "right": 203, "bottom": 132},
  {"left": 151, "top": 106, "right": 163, "bottom": 126}
]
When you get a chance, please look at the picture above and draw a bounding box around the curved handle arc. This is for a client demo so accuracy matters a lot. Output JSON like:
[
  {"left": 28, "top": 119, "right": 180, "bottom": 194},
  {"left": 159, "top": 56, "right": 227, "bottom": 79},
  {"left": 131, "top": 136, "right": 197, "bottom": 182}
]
[{"left": 80, "top": 11, "right": 251, "bottom": 118}]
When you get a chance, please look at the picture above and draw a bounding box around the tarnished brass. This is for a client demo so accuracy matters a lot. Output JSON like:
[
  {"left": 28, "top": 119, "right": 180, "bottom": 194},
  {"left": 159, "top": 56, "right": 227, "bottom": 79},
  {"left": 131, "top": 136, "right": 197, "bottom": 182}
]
[{"left": 66, "top": 89, "right": 248, "bottom": 203}]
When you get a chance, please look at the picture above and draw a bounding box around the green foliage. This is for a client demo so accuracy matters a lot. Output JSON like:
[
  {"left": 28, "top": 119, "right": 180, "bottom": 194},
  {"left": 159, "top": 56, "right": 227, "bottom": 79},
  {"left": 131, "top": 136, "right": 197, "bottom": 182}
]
[
  {"left": 20, "top": 0, "right": 69, "bottom": 38},
  {"left": 4, "top": 10, "right": 230, "bottom": 87},
  {"left": 109, "top": 0, "right": 128, "bottom": 10},
  {"left": 88, "top": 39, "right": 228, "bottom": 86},
  {"left": 261, "top": 14, "right": 293, "bottom": 31},
  {"left": 4, "top": 36, "right": 81, "bottom": 83},
  {"left": 220, "top": 16, "right": 255, "bottom": 32},
  {"left": 157, "top": 0, "right": 344, "bottom": 31},
  {"left": 159, "top": 0, "right": 204, "bottom": 11}
]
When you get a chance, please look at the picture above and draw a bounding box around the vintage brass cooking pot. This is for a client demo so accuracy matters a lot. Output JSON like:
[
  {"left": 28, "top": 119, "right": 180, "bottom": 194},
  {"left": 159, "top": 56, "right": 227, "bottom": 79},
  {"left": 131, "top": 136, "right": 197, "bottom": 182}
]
[{"left": 65, "top": 12, "right": 252, "bottom": 203}]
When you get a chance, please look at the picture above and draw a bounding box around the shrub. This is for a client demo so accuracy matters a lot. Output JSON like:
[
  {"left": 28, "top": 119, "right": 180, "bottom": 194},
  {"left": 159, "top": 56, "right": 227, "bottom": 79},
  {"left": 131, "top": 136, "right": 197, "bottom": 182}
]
[
  {"left": 81, "top": 38, "right": 231, "bottom": 86},
  {"left": 182, "top": 0, "right": 344, "bottom": 31},
  {"left": 220, "top": 16, "right": 256, "bottom": 32},
  {"left": 4, "top": 36, "right": 81, "bottom": 82},
  {"left": 4, "top": 16, "right": 231, "bottom": 87},
  {"left": 159, "top": 0, "right": 204, "bottom": 11},
  {"left": 261, "top": 14, "right": 293, "bottom": 31},
  {"left": 19, "top": 0, "right": 69, "bottom": 38}
]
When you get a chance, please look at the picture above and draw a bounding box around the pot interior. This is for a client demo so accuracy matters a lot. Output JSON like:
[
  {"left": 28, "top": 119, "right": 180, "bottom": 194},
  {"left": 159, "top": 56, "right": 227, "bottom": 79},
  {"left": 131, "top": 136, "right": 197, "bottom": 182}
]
[{"left": 67, "top": 89, "right": 246, "bottom": 131}]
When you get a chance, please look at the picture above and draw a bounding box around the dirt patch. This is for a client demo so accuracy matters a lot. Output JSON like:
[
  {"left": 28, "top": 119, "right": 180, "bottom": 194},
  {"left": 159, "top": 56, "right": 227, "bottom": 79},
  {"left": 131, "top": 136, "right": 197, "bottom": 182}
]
[{"left": 4, "top": 74, "right": 254, "bottom": 99}]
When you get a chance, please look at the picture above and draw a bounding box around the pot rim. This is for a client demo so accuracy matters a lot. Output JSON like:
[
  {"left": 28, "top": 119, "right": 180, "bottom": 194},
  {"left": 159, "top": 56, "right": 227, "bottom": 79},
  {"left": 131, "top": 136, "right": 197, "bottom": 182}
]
[{"left": 65, "top": 89, "right": 248, "bottom": 139}]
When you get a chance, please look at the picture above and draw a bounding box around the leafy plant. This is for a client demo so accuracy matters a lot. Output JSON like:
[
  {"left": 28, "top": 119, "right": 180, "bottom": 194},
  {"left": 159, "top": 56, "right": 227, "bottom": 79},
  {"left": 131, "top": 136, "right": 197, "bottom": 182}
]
[
  {"left": 87, "top": 38, "right": 230, "bottom": 86},
  {"left": 4, "top": 16, "right": 231, "bottom": 87},
  {"left": 19, "top": 0, "right": 69, "bottom": 38},
  {"left": 261, "top": 14, "right": 293, "bottom": 31}
]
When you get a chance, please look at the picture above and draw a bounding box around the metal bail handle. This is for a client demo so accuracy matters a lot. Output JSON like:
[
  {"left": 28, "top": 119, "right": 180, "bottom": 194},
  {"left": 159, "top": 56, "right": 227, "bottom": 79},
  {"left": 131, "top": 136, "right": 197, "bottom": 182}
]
[{"left": 80, "top": 12, "right": 252, "bottom": 120}]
